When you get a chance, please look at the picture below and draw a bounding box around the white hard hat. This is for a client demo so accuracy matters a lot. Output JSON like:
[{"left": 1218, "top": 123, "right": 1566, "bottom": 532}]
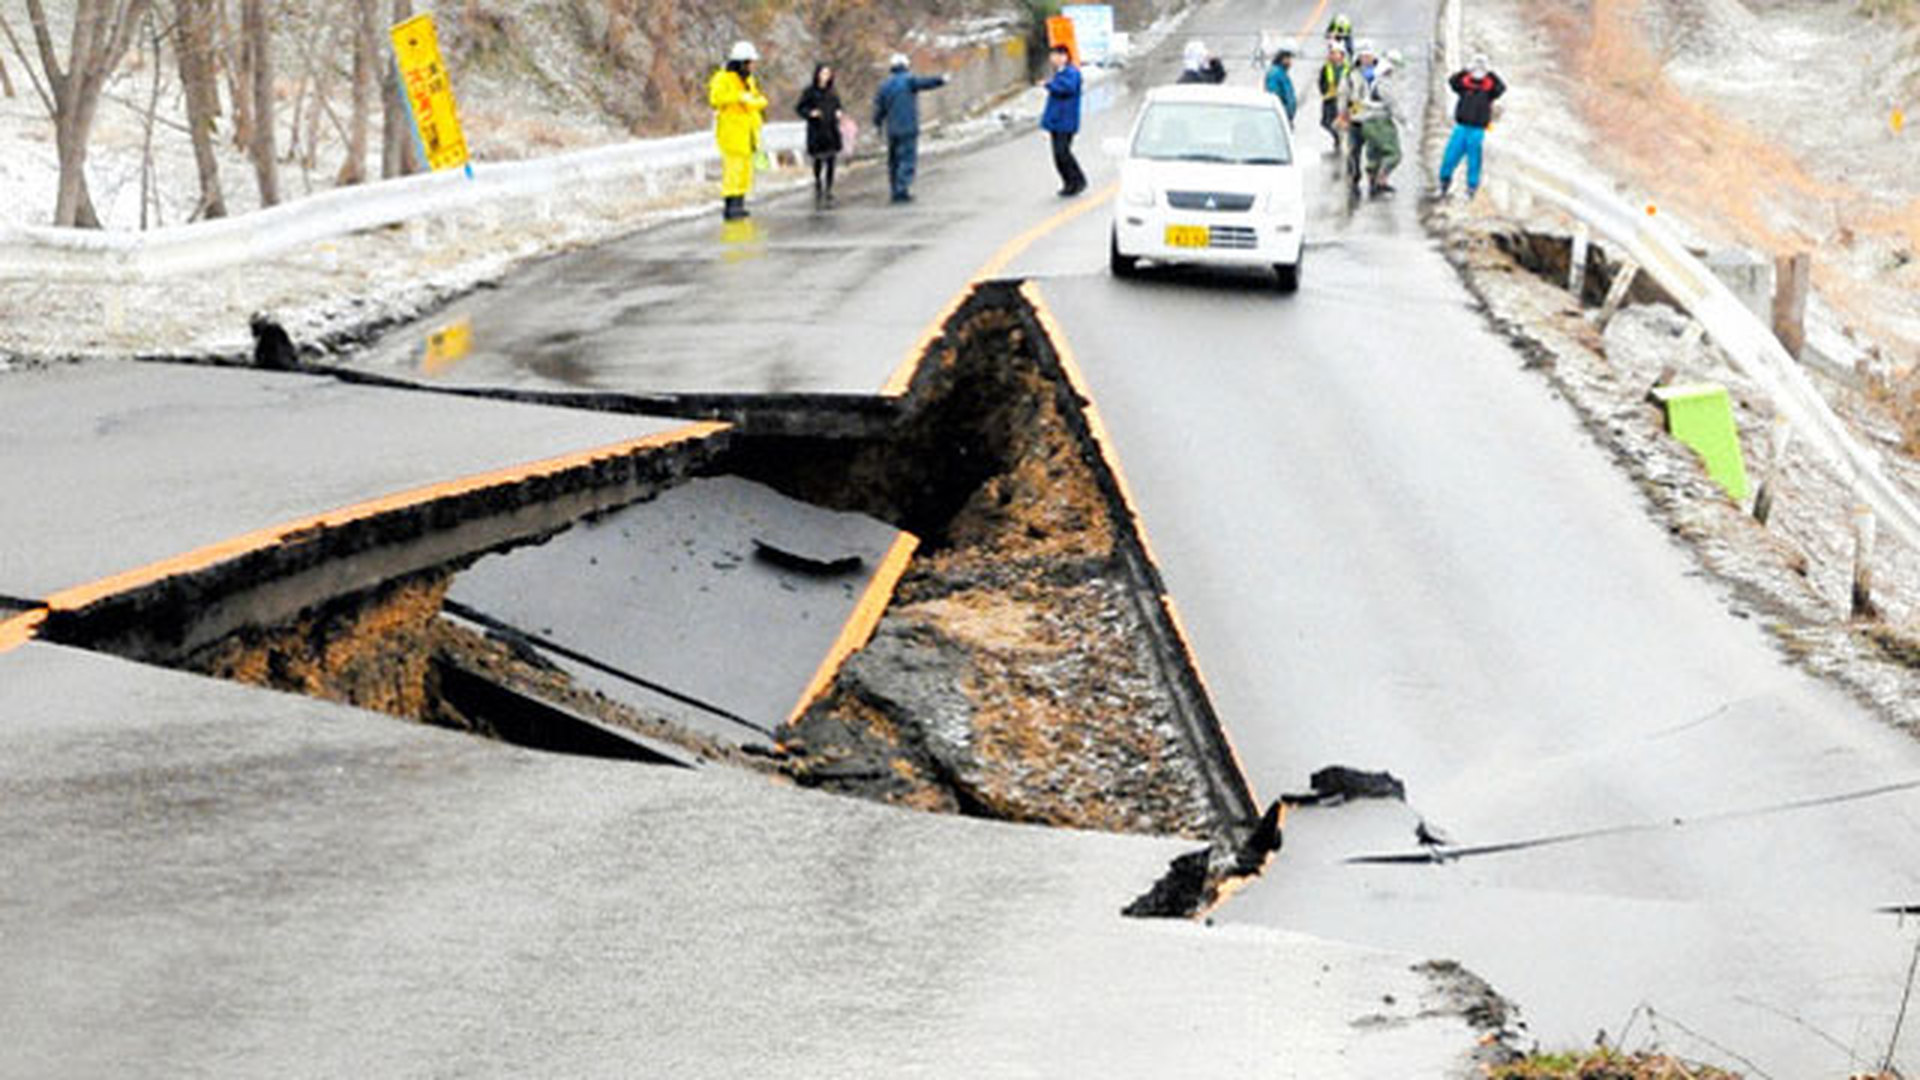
[
  {"left": 889, "top": 51, "right": 910, "bottom": 69},
  {"left": 1354, "top": 39, "right": 1378, "bottom": 58},
  {"left": 1184, "top": 40, "right": 1208, "bottom": 68},
  {"left": 1386, "top": 48, "right": 1404, "bottom": 66},
  {"left": 1275, "top": 37, "right": 1298, "bottom": 56},
  {"left": 728, "top": 41, "right": 759, "bottom": 63}
]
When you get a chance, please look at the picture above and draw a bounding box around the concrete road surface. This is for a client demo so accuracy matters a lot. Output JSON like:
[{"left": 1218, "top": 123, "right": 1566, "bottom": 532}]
[
  {"left": 0, "top": 642, "right": 1491, "bottom": 1078},
  {"left": 333, "top": 0, "right": 1920, "bottom": 1072}
]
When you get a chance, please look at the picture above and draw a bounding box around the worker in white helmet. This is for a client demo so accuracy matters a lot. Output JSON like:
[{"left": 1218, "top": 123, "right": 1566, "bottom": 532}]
[{"left": 709, "top": 41, "right": 768, "bottom": 220}]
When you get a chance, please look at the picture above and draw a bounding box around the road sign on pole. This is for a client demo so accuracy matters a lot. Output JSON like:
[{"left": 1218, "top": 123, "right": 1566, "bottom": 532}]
[
  {"left": 1046, "top": 15, "right": 1080, "bottom": 64},
  {"left": 391, "top": 13, "right": 471, "bottom": 175},
  {"left": 1063, "top": 5, "right": 1116, "bottom": 66}
]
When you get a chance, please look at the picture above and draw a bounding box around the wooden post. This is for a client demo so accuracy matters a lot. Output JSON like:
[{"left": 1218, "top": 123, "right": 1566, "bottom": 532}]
[
  {"left": 1773, "top": 252, "right": 1810, "bottom": 360},
  {"left": 1852, "top": 503, "right": 1880, "bottom": 620},
  {"left": 1599, "top": 259, "right": 1641, "bottom": 328},
  {"left": 1568, "top": 222, "right": 1591, "bottom": 300},
  {"left": 1752, "top": 417, "right": 1794, "bottom": 526}
]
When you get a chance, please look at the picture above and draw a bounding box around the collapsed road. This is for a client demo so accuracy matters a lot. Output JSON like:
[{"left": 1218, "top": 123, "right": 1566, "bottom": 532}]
[
  {"left": 322, "top": 0, "right": 1920, "bottom": 1072},
  {"left": 7, "top": 0, "right": 1919, "bottom": 1075}
]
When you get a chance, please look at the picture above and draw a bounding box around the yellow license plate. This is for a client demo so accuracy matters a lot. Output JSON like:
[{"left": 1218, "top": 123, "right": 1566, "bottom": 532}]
[{"left": 1165, "top": 225, "right": 1210, "bottom": 248}]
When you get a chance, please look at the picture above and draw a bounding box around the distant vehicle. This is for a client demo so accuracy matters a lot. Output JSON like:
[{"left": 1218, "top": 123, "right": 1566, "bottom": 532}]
[{"left": 1105, "top": 84, "right": 1306, "bottom": 292}]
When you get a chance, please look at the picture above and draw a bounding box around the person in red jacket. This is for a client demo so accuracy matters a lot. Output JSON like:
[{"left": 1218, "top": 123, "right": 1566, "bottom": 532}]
[{"left": 1438, "top": 54, "right": 1506, "bottom": 199}]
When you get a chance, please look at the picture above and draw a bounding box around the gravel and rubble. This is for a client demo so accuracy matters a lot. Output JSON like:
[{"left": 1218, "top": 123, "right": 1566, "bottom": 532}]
[
  {"left": 773, "top": 302, "right": 1227, "bottom": 840},
  {"left": 1431, "top": 0, "right": 1920, "bottom": 733}
]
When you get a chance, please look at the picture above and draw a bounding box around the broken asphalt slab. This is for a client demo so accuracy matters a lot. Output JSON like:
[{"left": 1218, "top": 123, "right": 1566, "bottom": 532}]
[
  {"left": 447, "top": 475, "right": 913, "bottom": 745},
  {"left": 0, "top": 641, "right": 1499, "bottom": 1078},
  {"left": 0, "top": 360, "right": 709, "bottom": 603}
]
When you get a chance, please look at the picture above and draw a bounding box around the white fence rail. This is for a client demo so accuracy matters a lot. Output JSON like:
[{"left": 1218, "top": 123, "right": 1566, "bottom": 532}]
[
  {"left": 1442, "top": 0, "right": 1920, "bottom": 559},
  {"left": 0, "top": 122, "right": 807, "bottom": 284}
]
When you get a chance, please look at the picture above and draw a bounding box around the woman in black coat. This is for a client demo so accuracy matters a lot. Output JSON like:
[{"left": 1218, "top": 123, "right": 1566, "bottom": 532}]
[{"left": 795, "top": 64, "right": 845, "bottom": 206}]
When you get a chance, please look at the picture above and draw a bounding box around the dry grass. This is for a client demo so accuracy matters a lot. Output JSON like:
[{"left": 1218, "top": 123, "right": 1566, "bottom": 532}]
[{"left": 1489, "top": 1048, "right": 1740, "bottom": 1079}]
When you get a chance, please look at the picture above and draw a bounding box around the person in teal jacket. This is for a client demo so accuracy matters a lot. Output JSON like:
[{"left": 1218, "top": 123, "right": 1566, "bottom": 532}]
[{"left": 1264, "top": 42, "right": 1298, "bottom": 122}]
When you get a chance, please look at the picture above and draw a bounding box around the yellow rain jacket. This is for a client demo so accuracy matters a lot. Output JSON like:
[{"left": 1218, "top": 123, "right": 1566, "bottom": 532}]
[{"left": 709, "top": 68, "right": 769, "bottom": 157}]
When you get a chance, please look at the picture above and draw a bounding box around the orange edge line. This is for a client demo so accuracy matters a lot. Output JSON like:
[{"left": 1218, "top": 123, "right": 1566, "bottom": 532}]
[
  {"left": 0, "top": 609, "right": 49, "bottom": 655},
  {"left": 880, "top": 181, "right": 1120, "bottom": 399},
  {"left": 1019, "top": 280, "right": 1260, "bottom": 812},
  {"left": 42, "top": 421, "right": 729, "bottom": 615},
  {"left": 784, "top": 532, "right": 922, "bottom": 728}
]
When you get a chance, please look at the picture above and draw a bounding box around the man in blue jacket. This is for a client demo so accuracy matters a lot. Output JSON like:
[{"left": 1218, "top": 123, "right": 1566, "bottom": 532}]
[
  {"left": 873, "top": 52, "right": 947, "bottom": 203},
  {"left": 1041, "top": 44, "right": 1087, "bottom": 197}
]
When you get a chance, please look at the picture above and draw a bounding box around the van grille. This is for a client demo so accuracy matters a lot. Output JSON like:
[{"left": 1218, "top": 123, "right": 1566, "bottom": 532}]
[
  {"left": 1167, "top": 191, "right": 1256, "bottom": 212},
  {"left": 1209, "top": 226, "right": 1258, "bottom": 250}
]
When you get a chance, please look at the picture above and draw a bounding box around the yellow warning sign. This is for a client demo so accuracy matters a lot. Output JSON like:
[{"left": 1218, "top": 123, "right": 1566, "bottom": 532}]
[{"left": 391, "top": 13, "right": 469, "bottom": 173}]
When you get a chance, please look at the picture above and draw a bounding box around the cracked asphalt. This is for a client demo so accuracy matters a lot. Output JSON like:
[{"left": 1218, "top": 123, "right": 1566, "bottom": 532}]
[
  {"left": 330, "top": 0, "right": 1920, "bottom": 1070},
  {"left": 9, "top": 0, "right": 1918, "bottom": 1073}
]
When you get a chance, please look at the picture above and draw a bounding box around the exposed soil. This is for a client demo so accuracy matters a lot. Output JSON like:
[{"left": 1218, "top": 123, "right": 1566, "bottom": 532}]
[
  {"left": 187, "top": 572, "right": 452, "bottom": 720},
  {"left": 752, "top": 299, "right": 1231, "bottom": 839},
  {"left": 1489, "top": 1049, "right": 1740, "bottom": 1079},
  {"left": 139, "top": 285, "right": 1247, "bottom": 847}
]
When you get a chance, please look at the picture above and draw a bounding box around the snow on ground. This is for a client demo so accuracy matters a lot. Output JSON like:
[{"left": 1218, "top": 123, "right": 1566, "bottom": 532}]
[
  {"left": 0, "top": 2, "right": 1187, "bottom": 366},
  {"left": 1430, "top": 0, "right": 1920, "bottom": 736}
]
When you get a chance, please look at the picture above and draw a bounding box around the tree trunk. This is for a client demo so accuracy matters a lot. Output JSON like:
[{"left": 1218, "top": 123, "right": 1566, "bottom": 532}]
[
  {"left": 25, "top": 0, "right": 149, "bottom": 227},
  {"left": 241, "top": 0, "right": 277, "bottom": 205},
  {"left": 0, "top": 36, "right": 14, "bottom": 98},
  {"left": 338, "top": 0, "right": 377, "bottom": 185},
  {"left": 221, "top": 0, "right": 251, "bottom": 152},
  {"left": 381, "top": 0, "right": 418, "bottom": 178},
  {"left": 173, "top": 0, "right": 225, "bottom": 218}
]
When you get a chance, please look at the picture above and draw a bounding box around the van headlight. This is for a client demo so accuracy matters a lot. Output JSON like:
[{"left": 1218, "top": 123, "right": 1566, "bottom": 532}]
[{"left": 1123, "top": 181, "right": 1156, "bottom": 208}]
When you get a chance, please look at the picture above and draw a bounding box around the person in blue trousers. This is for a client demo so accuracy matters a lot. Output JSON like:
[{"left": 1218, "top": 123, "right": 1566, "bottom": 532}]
[
  {"left": 873, "top": 52, "right": 947, "bottom": 203},
  {"left": 1041, "top": 45, "right": 1087, "bottom": 196},
  {"left": 1439, "top": 53, "right": 1506, "bottom": 199},
  {"left": 1264, "top": 42, "right": 1298, "bottom": 122}
]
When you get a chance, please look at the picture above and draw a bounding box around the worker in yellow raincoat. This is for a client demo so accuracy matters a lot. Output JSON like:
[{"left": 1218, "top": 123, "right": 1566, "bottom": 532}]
[{"left": 710, "top": 41, "right": 769, "bottom": 220}]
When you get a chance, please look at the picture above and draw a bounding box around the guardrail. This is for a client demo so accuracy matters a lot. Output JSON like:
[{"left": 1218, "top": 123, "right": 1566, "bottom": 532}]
[
  {"left": 0, "top": 122, "right": 808, "bottom": 284},
  {"left": 1441, "top": 0, "right": 1920, "bottom": 562}
]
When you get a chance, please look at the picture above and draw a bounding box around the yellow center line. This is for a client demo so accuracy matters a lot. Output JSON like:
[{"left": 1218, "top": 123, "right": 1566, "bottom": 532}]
[
  {"left": 0, "top": 609, "right": 48, "bottom": 656},
  {"left": 1019, "top": 281, "right": 1261, "bottom": 812},
  {"left": 881, "top": 181, "right": 1120, "bottom": 397},
  {"left": 884, "top": 0, "right": 1331, "bottom": 400},
  {"left": 784, "top": 532, "right": 922, "bottom": 730}
]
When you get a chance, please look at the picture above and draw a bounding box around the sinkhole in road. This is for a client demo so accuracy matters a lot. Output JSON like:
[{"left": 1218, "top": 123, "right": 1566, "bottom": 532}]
[{"left": 43, "top": 283, "right": 1261, "bottom": 859}]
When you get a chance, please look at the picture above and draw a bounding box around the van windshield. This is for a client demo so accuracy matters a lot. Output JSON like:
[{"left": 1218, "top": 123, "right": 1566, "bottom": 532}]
[{"left": 1130, "top": 101, "right": 1292, "bottom": 165}]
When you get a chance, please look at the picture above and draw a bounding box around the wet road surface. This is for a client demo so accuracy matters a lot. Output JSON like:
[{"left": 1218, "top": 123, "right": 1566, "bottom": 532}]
[
  {"left": 1007, "top": 0, "right": 1920, "bottom": 1072},
  {"left": 331, "top": 0, "right": 1920, "bottom": 1069},
  {"left": 0, "top": 642, "right": 1488, "bottom": 1077},
  {"left": 11, "top": 0, "right": 1916, "bottom": 1072},
  {"left": 0, "top": 360, "right": 695, "bottom": 599}
]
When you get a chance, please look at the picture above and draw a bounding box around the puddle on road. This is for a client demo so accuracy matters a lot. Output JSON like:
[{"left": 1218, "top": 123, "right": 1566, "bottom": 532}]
[{"left": 42, "top": 284, "right": 1262, "bottom": 864}]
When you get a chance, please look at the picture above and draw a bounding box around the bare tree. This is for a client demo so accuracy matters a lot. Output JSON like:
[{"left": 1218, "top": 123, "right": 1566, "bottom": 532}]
[
  {"left": 22, "top": 0, "right": 155, "bottom": 227},
  {"left": 381, "top": 0, "right": 419, "bottom": 177},
  {"left": 171, "top": 0, "right": 224, "bottom": 218},
  {"left": 0, "top": 13, "right": 54, "bottom": 112},
  {"left": 338, "top": 0, "right": 377, "bottom": 184},
  {"left": 239, "top": 0, "right": 275, "bottom": 205},
  {"left": 0, "top": 31, "right": 14, "bottom": 97}
]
